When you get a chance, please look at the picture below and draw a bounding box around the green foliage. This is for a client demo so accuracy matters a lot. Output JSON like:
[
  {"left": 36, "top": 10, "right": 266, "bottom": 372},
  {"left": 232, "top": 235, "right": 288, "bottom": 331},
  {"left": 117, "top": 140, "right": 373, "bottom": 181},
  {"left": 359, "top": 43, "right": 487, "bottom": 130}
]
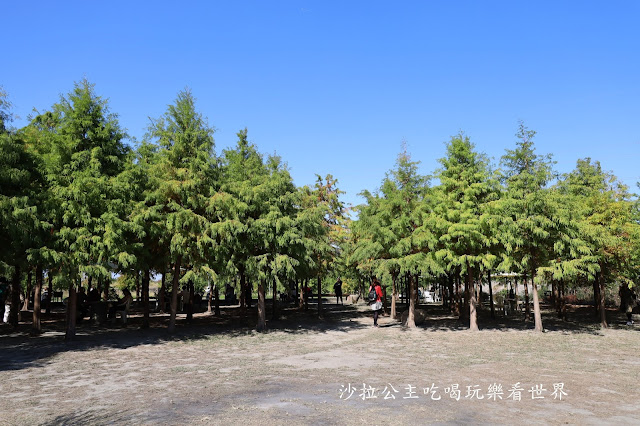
[{"left": 430, "top": 133, "right": 500, "bottom": 275}]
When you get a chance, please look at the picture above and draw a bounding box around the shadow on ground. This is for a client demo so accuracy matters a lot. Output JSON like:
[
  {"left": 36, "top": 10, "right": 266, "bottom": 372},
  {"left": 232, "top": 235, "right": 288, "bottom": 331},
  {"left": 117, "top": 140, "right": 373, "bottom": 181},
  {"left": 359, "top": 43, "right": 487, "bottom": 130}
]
[{"left": 1, "top": 299, "right": 636, "bottom": 373}]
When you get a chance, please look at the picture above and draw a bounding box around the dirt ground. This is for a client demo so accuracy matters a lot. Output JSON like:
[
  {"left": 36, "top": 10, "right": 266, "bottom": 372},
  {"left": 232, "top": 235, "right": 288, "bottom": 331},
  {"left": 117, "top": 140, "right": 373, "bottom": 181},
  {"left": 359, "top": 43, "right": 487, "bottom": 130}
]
[{"left": 1, "top": 300, "right": 639, "bottom": 425}]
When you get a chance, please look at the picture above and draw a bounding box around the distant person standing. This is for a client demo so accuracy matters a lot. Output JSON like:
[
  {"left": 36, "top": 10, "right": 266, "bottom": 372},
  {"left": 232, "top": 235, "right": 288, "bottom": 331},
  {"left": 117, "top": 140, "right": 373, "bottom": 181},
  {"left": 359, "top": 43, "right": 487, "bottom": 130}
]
[
  {"left": 369, "top": 278, "right": 384, "bottom": 327},
  {"left": 333, "top": 278, "right": 343, "bottom": 305},
  {"left": 619, "top": 284, "right": 636, "bottom": 325}
]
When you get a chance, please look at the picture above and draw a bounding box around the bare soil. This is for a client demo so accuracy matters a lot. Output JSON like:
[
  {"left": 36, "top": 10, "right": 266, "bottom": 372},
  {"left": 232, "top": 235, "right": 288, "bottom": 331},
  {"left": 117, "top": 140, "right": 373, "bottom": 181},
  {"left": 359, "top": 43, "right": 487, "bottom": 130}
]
[{"left": 1, "top": 301, "right": 639, "bottom": 425}]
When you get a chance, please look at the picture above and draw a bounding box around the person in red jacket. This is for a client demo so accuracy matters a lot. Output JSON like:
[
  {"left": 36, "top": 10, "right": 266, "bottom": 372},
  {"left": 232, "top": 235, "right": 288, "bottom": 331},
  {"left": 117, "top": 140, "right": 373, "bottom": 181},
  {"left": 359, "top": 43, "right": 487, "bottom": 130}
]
[{"left": 369, "top": 278, "right": 384, "bottom": 327}]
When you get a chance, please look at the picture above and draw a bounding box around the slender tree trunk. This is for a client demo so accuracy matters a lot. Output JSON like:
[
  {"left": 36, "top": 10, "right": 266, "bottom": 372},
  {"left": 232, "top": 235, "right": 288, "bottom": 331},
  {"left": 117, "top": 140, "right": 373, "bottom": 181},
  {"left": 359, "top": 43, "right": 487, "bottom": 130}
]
[
  {"left": 488, "top": 271, "right": 495, "bottom": 319},
  {"left": 524, "top": 273, "right": 530, "bottom": 322},
  {"left": 46, "top": 270, "right": 53, "bottom": 315},
  {"left": 168, "top": 255, "right": 182, "bottom": 333},
  {"left": 531, "top": 269, "right": 543, "bottom": 332},
  {"left": 560, "top": 279, "right": 568, "bottom": 321},
  {"left": 317, "top": 275, "right": 323, "bottom": 318},
  {"left": 186, "top": 281, "right": 194, "bottom": 323},
  {"left": 272, "top": 279, "right": 278, "bottom": 320},
  {"left": 136, "top": 272, "right": 141, "bottom": 302},
  {"left": 407, "top": 274, "right": 416, "bottom": 328},
  {"left": 593, "top": 274, "right": 600, "bottom": 318},
  {"left": 207, "top": 283, "right": 213, "bottom": 314},
  {"left": 142, "top": 269, "right": 150, "bottom": 329},
  {"left": 555, "top": 279, "right": 561, "bottom": 318},
  {"left": 103, "top": 277, "right": 110, "bottom": 302},
  {"left": 65, "top": 278, "right": 78, "bottom": 341},
  {"left": 298, "top": 280, "right": 304, "bottom": 309},
  {"left": 405, "top": 274, "right": 409, "bottom": 307},
  {"left": 391, "top": 273, "right": 397, "bottom": 319},
  {"left": 477, "top": 272, "right": 482, "bottom": 312},
  {"left": 240, "top": 271, "right": 247, "bottom": 313},
  {"left": 214, "top": 283, "right": 220, "bottom": 316},
  {"left": 462, "top": 272, "right": 470, "bottom": 321},
  {"left": 453, "top": 273, "right": 461, "bottom": 317},
  {"left": 447, "top": 274, "right": 454, "bottom": 313},
  {"left": 469, "top": 265, "right": 478, "bottom": 331},
  {"left": 246, "top": 278, "right": 253, "bottom": 308},
  {"left": 23, "top": 269, "right": 33, "bottom": 311},
  {"left": 87, "top": 276, "right": 93, "bottom": 292},
  {"left": 257, "top": 280, "right": 266, "bottom": 332},
  {"left": 598, "top": 266, "right": 608, "bottom": 328},
  {"left": 158, "top": 267, "right": 167, "bottom": 313},
  {"left": 32, "top": 265, "right": 43, "bottom": 334}
]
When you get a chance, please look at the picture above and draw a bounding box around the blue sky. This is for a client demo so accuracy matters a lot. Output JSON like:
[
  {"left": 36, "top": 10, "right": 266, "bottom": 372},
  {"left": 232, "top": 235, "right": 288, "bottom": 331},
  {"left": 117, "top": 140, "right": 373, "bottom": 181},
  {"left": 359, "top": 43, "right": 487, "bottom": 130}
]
[{"left": 3, "top": 1, "right": 639, "bottom": 208}]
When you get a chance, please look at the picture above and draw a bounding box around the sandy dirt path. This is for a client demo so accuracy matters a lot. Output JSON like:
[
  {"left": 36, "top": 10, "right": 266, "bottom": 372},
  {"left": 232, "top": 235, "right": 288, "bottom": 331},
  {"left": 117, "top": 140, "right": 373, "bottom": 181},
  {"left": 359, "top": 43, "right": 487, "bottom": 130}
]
[{"left": 1, "top": 302, "right": 639, "bottom": 425}]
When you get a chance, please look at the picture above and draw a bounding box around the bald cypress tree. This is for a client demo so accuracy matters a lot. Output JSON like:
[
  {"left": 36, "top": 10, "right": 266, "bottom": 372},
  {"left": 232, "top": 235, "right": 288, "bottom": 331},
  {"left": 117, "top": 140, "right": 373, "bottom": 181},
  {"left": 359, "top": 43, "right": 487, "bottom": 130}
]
[
  {"left": 149, "top": 89, "right": 217, "bottom": 333},
  {"left": 558, "top": 159, "right": 636, "bottom": 328},
  {"left": 354, "top": 146, "right": 433, "bottom": 327},
  {"left": 27, "top": 80, "right": 130, "bottom": 340},
  {"left": 499, "top": 123, "right": 558, "bottom": 332},
  {"left": 431, "top": 133, "right": 500, "bottom": 330}
]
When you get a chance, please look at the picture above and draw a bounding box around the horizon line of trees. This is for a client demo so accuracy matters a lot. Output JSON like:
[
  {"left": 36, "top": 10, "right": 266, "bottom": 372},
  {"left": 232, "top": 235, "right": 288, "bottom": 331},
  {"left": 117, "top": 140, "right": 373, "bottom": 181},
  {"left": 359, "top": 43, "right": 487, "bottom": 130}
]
[{"left": 2, "top": 81, "right": 638, "bottom": 338}]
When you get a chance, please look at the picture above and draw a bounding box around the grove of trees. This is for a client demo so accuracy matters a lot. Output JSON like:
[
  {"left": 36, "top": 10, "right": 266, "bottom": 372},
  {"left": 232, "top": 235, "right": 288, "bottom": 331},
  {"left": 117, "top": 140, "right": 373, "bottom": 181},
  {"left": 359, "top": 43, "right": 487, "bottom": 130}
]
[{"left": 1, "top": 81, "right": 638, "bottom": 339}]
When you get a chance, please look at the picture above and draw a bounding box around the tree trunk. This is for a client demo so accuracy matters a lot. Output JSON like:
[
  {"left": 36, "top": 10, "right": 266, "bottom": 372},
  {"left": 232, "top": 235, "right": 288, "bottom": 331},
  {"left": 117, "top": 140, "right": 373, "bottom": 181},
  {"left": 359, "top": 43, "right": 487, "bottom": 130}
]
[
  {"left": 240, "top": 271, "right": 247, "bottom": 313},
  {"left": 214, "top": 283, "right": 220, "bottom": 316},
  {"left": 168, "top": 255, "right": 182, "bottom": 333},
  {"left": 592, "top": 275, "right": 600, "bottom": 318},
  {"left": 317, "top": 275, "right": 323, "bottom": 318},
  {"left": 136, "top": 272, "right": 141, "bottom": 302},
  {"left": 448, "top": 274, "right": 454, "bottom": 313},
  {"left": 391, "top": 273, "right": 397, "bottom": 319},
  {"left": 186, "top": 281, "right": 194, "bottom": 323},
  {"left": 598, "top": 266, "right": 608, "bottom": 328},
  {"left": 462, "top": 272, "right": 470, "bottom": 321},
  {"left": 477, "top": 275, "right": 482, "bottom": 312},
  {"left": 207, "top": 283, "right": 213, "bottom": 314},
  {"left": 32, "top": 265, "right": 43, "bottom": 334},
  {"left": 257, "top": 280, "right": 266, "bottom": 332},
  {"left": 142, "top": 269, "right": 150, "bottom": 329},
  {"left": 469, "top": 265, "right": 478, "bottom": 331},
  {"left": 298, "top": 280, "right": 304, "bottom": 310},
  {"left": 272, "top": 279, "right": 278, "bottom": 320},
  {"left": 158, "top": 267, "right": 166, "bottom": 314},
  {"left": 488, "top": 271, "right": 495, "bottom": 319},
  {"left": 531, "top": 268, "right": 543, "bottom": 332},
  {"left": 103, "top": 277, "right": 110, "bottom": 302},
  {"left": 523, "top": 273, "right": 530, "bottom": 322},
  {"left": 46, "top": 271, "right": 53, "bottom": 314},
  {"left": 407, "top": 274, "right": 416, "bottom": 328},
  {"left": 23, "top": 269, "right": 33, "bottom": 311},
  {"left": 560, "top": 279, "right": 568, "bottom": 321},
  {"left": 455, "top": 273, "right": 462, "bottom": 318},
  {"left": 65, "top": 278, "right": 77, "bottom": 341},
  {"left": 246, "top": 277, "right": 253, "bottom": 308}
]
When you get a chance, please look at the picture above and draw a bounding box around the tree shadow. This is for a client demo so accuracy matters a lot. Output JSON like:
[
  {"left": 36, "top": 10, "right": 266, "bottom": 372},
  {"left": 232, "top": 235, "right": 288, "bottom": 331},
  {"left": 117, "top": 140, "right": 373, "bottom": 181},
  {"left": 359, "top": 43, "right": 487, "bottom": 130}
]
[
  {"left": 1, "top": 300, "right": 636, "bottom": 372},
  {"left": 0, "top": 300, "right": 371, "bottom": 372}
]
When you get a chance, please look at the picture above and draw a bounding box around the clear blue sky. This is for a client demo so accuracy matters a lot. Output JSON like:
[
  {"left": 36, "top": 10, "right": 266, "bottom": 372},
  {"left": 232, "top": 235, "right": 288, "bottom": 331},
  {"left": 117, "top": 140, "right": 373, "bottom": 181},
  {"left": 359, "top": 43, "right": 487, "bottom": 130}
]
[{"left": 3, "top": 1, "right": 639, "bottom": 208}]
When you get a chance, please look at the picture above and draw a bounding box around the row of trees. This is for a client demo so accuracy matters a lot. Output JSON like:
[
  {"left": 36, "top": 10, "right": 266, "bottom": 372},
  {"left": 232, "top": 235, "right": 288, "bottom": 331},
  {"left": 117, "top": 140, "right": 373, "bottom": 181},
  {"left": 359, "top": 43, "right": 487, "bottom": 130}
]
[
  {"left": 0, "top": 81, "right": 346, "bottom": 339},
  {"left": 2, "top": 81, "right": 637, "bottom": 337},
  {"left": 348, "top": 126, "right": 639, "bottom": 331}
]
